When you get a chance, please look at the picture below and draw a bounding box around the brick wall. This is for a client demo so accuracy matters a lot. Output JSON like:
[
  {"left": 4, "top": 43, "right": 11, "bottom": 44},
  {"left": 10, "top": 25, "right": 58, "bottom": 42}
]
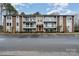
[
  {"left": 63, "top": 16, "right": 66, "bottom": 32},
  {"left": 20, "top": 16, "right": 22, "bottom": 32},
  {"left": 12, "top": 16, "right": 16, "bottom": 33}
]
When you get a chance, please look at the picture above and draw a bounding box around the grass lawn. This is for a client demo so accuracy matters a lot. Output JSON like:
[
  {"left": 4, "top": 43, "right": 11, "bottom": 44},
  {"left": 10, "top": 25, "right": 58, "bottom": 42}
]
[{"left": 0, "top": 32, "right": 79, "bottom": 35}]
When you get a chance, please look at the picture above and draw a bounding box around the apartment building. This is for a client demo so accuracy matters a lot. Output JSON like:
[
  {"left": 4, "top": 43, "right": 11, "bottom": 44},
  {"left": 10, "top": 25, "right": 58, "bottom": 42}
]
[{"left": 3, "top": 15, "right": 75, "bottom": 33}]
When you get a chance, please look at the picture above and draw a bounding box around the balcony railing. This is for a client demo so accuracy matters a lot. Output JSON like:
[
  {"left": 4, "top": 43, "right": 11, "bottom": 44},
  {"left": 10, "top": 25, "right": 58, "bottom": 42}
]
[
  {"left": 44, "top": 25, "right": 57, "bottom": 28},
  {"left": 23, "top": 20, "right": 36, "bottom": 23},
  {"left": 23, "top": 25, "right": 36, "bottom": 28},
  {"left": 43, "top": 19, "right": 57, "bottom": 22}
]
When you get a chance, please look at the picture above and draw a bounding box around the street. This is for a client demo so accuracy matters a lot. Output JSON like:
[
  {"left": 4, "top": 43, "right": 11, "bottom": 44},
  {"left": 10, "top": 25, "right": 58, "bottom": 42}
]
[{"left": 0, "top": 34, "right": 79, "bottom": 55}]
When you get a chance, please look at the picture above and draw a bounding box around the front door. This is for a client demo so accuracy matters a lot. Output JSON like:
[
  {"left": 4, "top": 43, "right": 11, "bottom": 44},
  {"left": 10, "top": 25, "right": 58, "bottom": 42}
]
[{"left": 36, "top": 25, "right": 43, "bottom": 32}]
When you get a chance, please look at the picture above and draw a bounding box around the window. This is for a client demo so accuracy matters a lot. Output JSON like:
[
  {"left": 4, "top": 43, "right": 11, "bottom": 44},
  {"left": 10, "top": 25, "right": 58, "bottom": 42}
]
[
  {"left": 30, "top": 18, "right": 32, "bottom": 21},
  {"left": 10, "top": 23, "right": 11, "bottom": 26},
  {"left": 7, "top": 16, "right": 11, "bottom": 19},
  {"left": 26, "top": 18, "right": 29, "bottom": 21},
  {"left": 33, "top": 18, "right": 35, "bottom": 20},
  {"left": 26, "top": 23, "right": 29, "bottom": 25},
  {"left": 67, "top": 26, "right": 69, "bottom": 28},
  {"left": 17, "top": 23, "right": 19, "bottom": 26},
  {"left": 45, "top": 23, "right": 48, "bottom": 27},
  {"left": 54, "top": 16, "right": 56, "bottom": 18},
  {"left": 38, "top": 20, "right": 39, "bottom": 22},
  {"left": 30, "top": 23, "right": 32, "bottom": 27},
  {"left": 26, "top": 23, "right": 29, "bottom": 27},
  {"left": 7, "top": 23, "right": 9, "bottom": 26},
  {"left": 7, "top": 23, "right": 11, "bottom": 26},
  {"left": 70, "top": 17, "right": 72, "bottom": 20}
]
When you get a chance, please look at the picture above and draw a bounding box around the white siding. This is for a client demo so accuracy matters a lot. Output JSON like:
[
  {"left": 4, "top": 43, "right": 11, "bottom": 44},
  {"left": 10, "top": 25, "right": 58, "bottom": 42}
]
[
  {"left": 6, "top": 16, "right": 12, "bottom": 32},
  {"left": 22, "top": 16, "right": 25, "bottom": 31},
  {"left": 59, "top": 16, "right": 63, "bottom": 32},
  {"left": 16, "top": 16, "right": 20, "bottom": 32},
  {"left": 43, "top": 17, "right": 57, "bottom": 22},
  {"left": 66, "top": 16, "right": 72, "bottom": 32},
  {"left": 43, "top": 17, "right": 57, "bottom": 28},
  {"left": 36, "top": 16, "right": 43, "bottom": 25}
]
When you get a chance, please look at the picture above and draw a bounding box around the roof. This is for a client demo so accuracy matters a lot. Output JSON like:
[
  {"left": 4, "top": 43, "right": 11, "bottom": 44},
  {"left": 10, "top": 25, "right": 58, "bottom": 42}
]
[
  {"left": 4, "top": 14, "right": 75, "bottom": 17},
  {"left": 4, "top": 15, "right": 22, "bottom": 17}
]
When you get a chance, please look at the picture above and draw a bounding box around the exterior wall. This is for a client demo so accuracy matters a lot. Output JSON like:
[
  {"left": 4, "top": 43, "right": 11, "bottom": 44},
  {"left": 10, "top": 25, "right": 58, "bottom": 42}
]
[
  {"left": 63, "top": 16, "right": 66, "bottom": 32},
  {"left": 16, "top": 16, "right": 20, "bottom": 32},
  {"left": 3, "top": 16, "right": 22, "bottom": 33},
  {"left": 22, "top": 16, "right": 25, "bottom": 32},
  {"left": 12, "top": 16, "right": 16, "bottom": 33},
  {"left": 22, "top": 16, "right": 36, "bottom": 32},
  {"left": 20, "top": 16, "right": 22, "bottom": 32},
  {"left": 6, "top": 16, "right": 12, "bottom": 32},
  {"left": 57, "top": 16, "right": 59, "bottom": 32},
  {"left": 3, "top": 16, "right": 6, "bottom": 32},
  {"left": 66, "top": 16, "right": 72, "bottom": 32},
  {"left": 59, "top": 16, "right": 63, "bottom": 32},
  {"left": 36, "top": 16, "right": 43, "bottom": 32},
  {"left": 59, "top": 16, "right": 74, "bottom": 32},
  {"left": 72, "top": 16, "right": 74, "bottom": 32},
  {"left": 66, "top": 16, "right": 74, "bottom": 32},
  {"left": 3, "top": 15, "right": 74, "bottom": 33},
  {"left": 29, "top": 17, "right": 36, "bottom": 28},
  {"left": 36, "top": 16, "right": 43, "bottom": 25},
  {"left": 43, "top": 17, "right": 57, "bottom": 28},
  {"left": 43, "top": 16, "right": 57, "bottom": 32}
]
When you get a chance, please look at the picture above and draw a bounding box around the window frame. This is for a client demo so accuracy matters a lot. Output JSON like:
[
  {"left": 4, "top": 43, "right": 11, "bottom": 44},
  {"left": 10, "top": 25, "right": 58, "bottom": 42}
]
[
  {"left": 7, "top": 16, "right": 11, "bottom": 19},
  {"left": 7, "top": 23, "right": 9, "bottom": 26}
]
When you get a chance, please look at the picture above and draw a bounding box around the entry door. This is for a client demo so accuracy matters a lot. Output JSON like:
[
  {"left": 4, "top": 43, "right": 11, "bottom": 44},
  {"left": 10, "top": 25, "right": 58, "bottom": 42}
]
[{"left": 36, "top": 25, "right": 43, "bottom": 32}]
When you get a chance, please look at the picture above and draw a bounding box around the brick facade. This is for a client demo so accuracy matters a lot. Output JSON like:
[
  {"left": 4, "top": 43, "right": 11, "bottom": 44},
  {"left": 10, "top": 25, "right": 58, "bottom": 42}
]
[
  {"left": 20, "top": 16, "right": 22, "bottom": 32},
  {"left": 63, "top": 16, "right": 66, "bottom": 32},
  {"left": 12, "top": 16, "right": 16, "bottom": 33}
]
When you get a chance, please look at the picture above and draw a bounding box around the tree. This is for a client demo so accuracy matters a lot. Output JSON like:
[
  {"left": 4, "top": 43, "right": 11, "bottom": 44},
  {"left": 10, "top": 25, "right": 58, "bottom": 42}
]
[
  {"left": 33, "top": 12, "right": 41, "bottom": 15},
  {"left": 0, "top": 3, "right": 7, "bottom": 25},
  {"left": 20, "top": 12, "right": 26, "bottom": 16},
  {"left": 0, "top": 3, "right": 18, "bottom": 26},
  {"left": 3, "top": 3, "right": 18, "bottom": 15},
  {"left": 74, "top": 23, "right": 79, "bottom": 32}
]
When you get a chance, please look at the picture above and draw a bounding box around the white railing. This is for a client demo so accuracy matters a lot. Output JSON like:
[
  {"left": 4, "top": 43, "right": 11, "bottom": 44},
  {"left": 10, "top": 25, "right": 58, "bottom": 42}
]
[
  {"left": 23, "top": 20, "right": 36, "bottom": 22},
  {"left": 23, "top": 25, "right": 36, "bottom": 28},
  {"left": 44, "top": 25, "right": 57, "bottom": 28},
  {"left": 43, "top": 19, "right": 57, "bottom": 22},
  {"left": 23, "top": 18, "right": 36, "bottom": 22}
]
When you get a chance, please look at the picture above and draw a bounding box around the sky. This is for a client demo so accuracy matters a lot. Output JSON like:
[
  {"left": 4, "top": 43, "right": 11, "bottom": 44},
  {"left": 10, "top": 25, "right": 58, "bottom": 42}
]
[
  {"left": 11, "top": 3, "right": 79, "bottom": 15},
  {"left": 0, "top": 3, "right": 79, "bottom": 25}
]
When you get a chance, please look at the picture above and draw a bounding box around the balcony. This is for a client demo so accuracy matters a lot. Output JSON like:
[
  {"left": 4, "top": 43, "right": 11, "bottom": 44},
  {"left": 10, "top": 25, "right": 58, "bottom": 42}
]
[
  {"left": 44, "top": 25, "right": 57, "bottom": 28},
  {"left": 3, "top": 7, "right": 6, "bottom": 10},
  {"left": 43, "top": 19, "right": 57, "bottom": 22},
  {"left": 23, "top": 18, "right": 36, "bottom": 22},
  {"left": 23, "top": 20, "right": 36, "bottom": 23},
  {"left": 23, "top": 25, "right": 36, "bottom": 28}
]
